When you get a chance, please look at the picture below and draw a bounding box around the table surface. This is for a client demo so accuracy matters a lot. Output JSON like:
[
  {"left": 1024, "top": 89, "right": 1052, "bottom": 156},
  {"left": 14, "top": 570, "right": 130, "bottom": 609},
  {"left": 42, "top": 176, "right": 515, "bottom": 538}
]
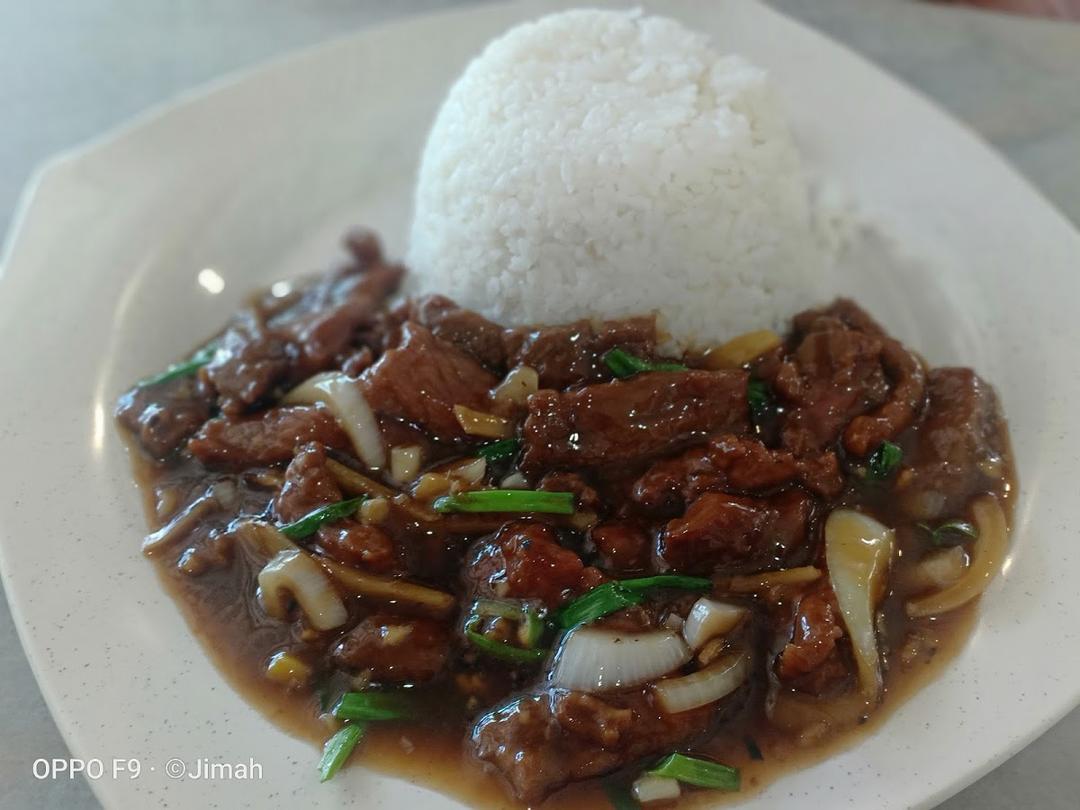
[{"left": 1, "top": 1, "right": 1078, "bottom": 808}]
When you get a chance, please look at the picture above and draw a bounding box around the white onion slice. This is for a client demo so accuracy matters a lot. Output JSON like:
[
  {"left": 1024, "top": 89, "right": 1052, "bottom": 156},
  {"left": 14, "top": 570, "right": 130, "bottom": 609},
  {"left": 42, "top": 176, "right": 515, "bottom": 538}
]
[
  {"left": 825, "top": 509, "right": 895, "bottom": 701},
  {"left": 258, "top": 549, "right": 348, "bottom": 631},
  {"left": 653, "top": 651, "right": 750, "bottom": 714},
  {"left": 550, "top": 628, "right": 690, "bottom": 692},
  {"left": 633, "top": 775, "right": 681, "bottom": 805},
  {"left": 681, "top": 598, "right": 748, "bottom": 651},
  {"left": 284, "top": 372, "right": 385, "bottom": 470}
]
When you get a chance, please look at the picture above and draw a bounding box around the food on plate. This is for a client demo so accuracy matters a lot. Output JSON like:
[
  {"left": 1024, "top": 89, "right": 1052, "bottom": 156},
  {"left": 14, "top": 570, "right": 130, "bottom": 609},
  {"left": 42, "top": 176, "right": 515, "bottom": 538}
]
[{"left": 115, "top": 8, "right": 1015, "bottom": 809}]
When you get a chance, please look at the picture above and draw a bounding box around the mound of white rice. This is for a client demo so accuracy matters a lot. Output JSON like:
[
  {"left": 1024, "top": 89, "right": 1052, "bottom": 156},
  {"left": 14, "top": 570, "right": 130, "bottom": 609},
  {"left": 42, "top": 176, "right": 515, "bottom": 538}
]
[{"left": 407, "top": 9, "right": 824, "bottom": 349}]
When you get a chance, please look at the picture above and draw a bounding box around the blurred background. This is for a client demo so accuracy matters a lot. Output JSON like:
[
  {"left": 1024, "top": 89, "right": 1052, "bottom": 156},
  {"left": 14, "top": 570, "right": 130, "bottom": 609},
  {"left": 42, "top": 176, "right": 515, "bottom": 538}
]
[{"left": 1, "top": 1, "right": 1078, "bottom": 809}]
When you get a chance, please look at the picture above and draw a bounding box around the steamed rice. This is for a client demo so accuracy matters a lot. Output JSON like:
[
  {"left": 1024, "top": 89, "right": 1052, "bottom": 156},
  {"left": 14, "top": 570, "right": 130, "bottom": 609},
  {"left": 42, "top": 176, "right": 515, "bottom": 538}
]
[{"left": 407, "top": 8, "right": 824, "bottom": 349}]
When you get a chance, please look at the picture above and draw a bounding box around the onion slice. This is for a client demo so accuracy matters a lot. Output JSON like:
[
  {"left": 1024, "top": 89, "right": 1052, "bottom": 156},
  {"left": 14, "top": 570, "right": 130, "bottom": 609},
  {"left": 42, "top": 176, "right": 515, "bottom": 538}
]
[
  {"left": 906, "top": 495, "right": 1007, "bottom": 618},
  {"left": 550, "top": 627, "right": 690, "bottom": 692},
  {"left": 681, "top": 598, "right": 748, "bottom": 651},
  {"left": 825, "top": 509, "right": 894, "bottom": 701},
  {"left": 653, "top": 651, "right": 750, "bottom": 714},
  {"left": 257, "top": 549, "right": 348, "bottom": 631},
  {"left": 284, "top": 372, "right": 385, "bottom": 470}
]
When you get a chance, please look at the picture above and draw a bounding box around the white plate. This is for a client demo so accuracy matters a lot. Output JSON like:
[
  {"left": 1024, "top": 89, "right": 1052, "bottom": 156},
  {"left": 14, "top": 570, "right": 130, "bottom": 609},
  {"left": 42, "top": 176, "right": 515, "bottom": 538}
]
[{"left": 2, "top": 1, "right": 1078, "bottom": 808}]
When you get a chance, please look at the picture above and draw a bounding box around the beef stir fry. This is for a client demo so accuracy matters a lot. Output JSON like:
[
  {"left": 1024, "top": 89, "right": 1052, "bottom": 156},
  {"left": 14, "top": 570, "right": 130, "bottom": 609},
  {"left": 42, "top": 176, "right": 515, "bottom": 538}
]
[{"left": 117, "top": 231, "right": 1014, "bottom": 808}]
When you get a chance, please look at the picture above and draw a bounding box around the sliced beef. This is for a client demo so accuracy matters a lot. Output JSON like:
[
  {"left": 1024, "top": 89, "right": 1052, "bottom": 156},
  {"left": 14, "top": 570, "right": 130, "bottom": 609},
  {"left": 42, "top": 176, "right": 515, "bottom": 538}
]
[
  {"left": 472, "top": 687, "right": 716, "bottom": 803},
  {"left": 899, "top": 368, "right": 1008, "bottom": 521},
  {"left": 772, "top": 316, "right": 889, "bottom": 455},
  {"left": 116, "top": 373, "right": 215, "bottom": 458},
  {"left": 775, "top": 583, "right": 850, "bottom": 695},
  {"left": 843, "top": 338, "right": 926, "bottom": 457},
  {"left": 410, "top": 295, "right": 508, "bottom": 370},
  {"left": 633, "top": 434, "right": 844, "bottom": 514},
  {"left": 521, "top": 370, "right": 748, "bottom": 471},
  {"left": 205, "top": 314, "right": 297, "bottom": 414},
  {"left": 274, "top": 443, "right": 396, "bottom": 572},
  {"left": 361, "top": 323, "right": 498, "bottom": 440},
  {"left": 504, "top": 316, "right": 657, "bottom": 390},
  {"left": 467, "top": 522, "right": 604, "bottom": 608},
  {"left": 332, "top": 613, "right": 450, "bottom": 683},
  {"left": 590, "top": 520, "right": 651, "bottom": 573},
  {"left": 187, "top": 405, "right": 349, "bottom": 469},
  {"left": 661, "top": 489, "right": 813, "bottom": 573}
]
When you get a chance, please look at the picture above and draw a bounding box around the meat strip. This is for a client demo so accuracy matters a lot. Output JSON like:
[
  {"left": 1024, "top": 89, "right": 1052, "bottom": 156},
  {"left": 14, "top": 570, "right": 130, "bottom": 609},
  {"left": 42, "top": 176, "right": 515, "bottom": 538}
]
[
  {"left": 472, "top": 687, "right": 717, "bottom": 803},
  {"left": 116, "top": 373, "right": 214, "bottom": 458},
  {"left": 361, "top": 323, "right": 498, "bottom": 440},
  {"left": 898, "top": 367, "right": 1008, "bottom": 521},
  {"left": 466, "top": 521, "right": 604, "bottom": 609},
  {"left": 521, "top": 370, "right": 748, "bottom": 470},
  {"left": 633, "top": 434, "right": 844, "bottom": 514},
  {"left": 332, "top": 613, "right": 451, "bottom": 683},
  {"left": 661, "top": 489, "right": 813, "bottom": 573},
  {"left": 187, "top": 405, "right": 349, "bottom": 469},
  {"left": 843, "top": 338, "right": 927, "bottom": 457},
  {"left": 410, "top": 294, "right": 508, "bottom": 370},
  {"left": 775, "top": 583, "right": 850, "bottom": 696}
]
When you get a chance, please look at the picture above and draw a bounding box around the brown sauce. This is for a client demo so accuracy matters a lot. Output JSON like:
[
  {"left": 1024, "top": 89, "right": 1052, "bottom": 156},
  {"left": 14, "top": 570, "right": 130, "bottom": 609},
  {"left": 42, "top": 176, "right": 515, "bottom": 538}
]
[{"left": 117, "top": 241, "right": 1016, "bottom": 809}]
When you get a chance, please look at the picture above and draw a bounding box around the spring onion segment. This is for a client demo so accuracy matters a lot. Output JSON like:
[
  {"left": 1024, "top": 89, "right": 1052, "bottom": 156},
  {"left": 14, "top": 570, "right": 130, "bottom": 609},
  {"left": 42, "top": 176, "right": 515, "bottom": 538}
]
[
  {"left": 433, "top": 489, "right": 574, "bottom": 514},
  {"left": 555, "top": 576, "right": 711, "bottom": 630},
  {"left": 477, "top": 438, "right": 521, "bottom": 463},
  {"left": 604, "top": 347, "right": 688, "bottom": 379},
  {"left": 653, "top": 651, "right": 750, "bottom": 714},
  {"left": 318, "top": 723, "right": 366, "bottom": 782},
  {"left": 138, "top": 344, "right": 216, "bottom": 387},
  {"left": 279, "top": 498, "right": 365, "bottom": 540},
  {"left": 747, "top": 379, "right": 773, "bottom": 433},
  {"left": 906, "top": 495, "right": 1007, "bottom": 618},
  {"left": 918, "top": 519, "right": 979, "bottom": 547},
  {"left": 824, "top": 509, "right": 895, "bottom": 701},
  {"left": 632, "top": 775, "right": 681, "bottom": 805},
  {"left": 284, "top": 372, "right": 385, "bottom": 470},
  {"left": 333, "top": 691, "right": 414, "bottom": 721},
  {"left": 646, "top": 753, "right": 740, "bottom": 791},
  {"left": 681, "top": 598, "right": 748, "bottom": 651},
  {"left": 866, "top": 440, "right": 902, "bottom": 480},
  {"left": 465, "top": 625, "right": 547, "bottom": 664},
  {"left": 550, "top": 628, "right": 691, "bottom": 692},
  {"left": 258, "top": 550, "right": 348, "bottom": 631}
]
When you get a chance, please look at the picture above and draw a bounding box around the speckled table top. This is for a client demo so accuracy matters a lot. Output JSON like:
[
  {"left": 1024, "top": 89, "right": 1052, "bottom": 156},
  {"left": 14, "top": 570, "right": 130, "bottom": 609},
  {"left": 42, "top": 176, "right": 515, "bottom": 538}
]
[{"left": 1, "top": 1, "right": 1078, "bottom": 808}]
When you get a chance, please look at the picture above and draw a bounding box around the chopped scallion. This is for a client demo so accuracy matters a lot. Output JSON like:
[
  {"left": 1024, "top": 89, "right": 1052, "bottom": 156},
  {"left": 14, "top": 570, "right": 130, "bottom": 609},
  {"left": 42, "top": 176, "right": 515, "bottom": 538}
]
[
  {"left": 472, "top": 599, "right": 548, "bottom": 649},
  {"left": 867, "top": 441, "right": 903, "bottom": 480},
  {"left": 646, "top": 753, "right": 740, "bottom": 791},
  {"left": 138, "top": 344, "right": 216, "bottom": 387},
  {"left": 555, "top": 575, "right": 712, "bottom": 630},
  {"left": 279, "top": 497, "right": 366, "bottom": 540},
  {"left": 433, "top": 489, "right": 574, "bottom": 515},
  {"left": 465, "top": 622, "right": 547, "bottom": 664},
  {"left": 477, "top": 438, "right": 521, "bottom": 463},
  {"left": 318, "top": 723, "right": 366, "bottom": 782},
  {"left": 747, "top": 379, "right": 773, "bottom": 433},
  {"left": 917, "top": 519, "right": 979, "bottom": 547},
  {"left": 333, "top": 691, "right": 414, "bottom": 722},
  {"left": 603, "top": 347, "right": 688, "bottom": 379}
]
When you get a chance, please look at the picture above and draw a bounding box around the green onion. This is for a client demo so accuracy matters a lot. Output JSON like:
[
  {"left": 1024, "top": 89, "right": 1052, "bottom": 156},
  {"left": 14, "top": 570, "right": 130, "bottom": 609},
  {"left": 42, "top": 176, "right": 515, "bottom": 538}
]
[
  {"left": 333, "top": 692, "right": 414, "bottom": 722},
  {"left": 747, "top": 379, "right": 773, "bottom": 433},
  {"left": 646, "top": 753, "right": 740, "bottom": 791},
  {"left": 472, "top": 600, "right": 548, "bottom": 648},
  {"left": 917, "top": 519, "right": 979, "bottom": 547},
  {"left": 603, "top": 347, "right": 688, "bottom": 379},
  {"left": 619, "top": 575, "right": 712, "bottom": 593},
  {"left": 555, "top": 575, "right": 712, "bottom": 630},
  {"left": 318, "top": 723, "right": 366, "bottom": 782},
  {"left": 553, "top": 582, "right": 645, "bottom": 630},
  {"left": 744, "top": 736, "right": 764, "bottom": 761},
  {"left": 477, "top": 438, "right": 521, "bottom": 463},
  {"left": 867, "top": 441, "right": 903, "bottom": 480},
  {"left": 433, "top": 490, "right": 574, "bottom": 515},
  {"left": 465, "top": 622, "right": 547, "bottom": 664},
  {"left": 603, "top": 780, "right": 641, "bottom": 810},
  {"left": 138, "top": 344, "right": 216, "bottom": 387},
  {"left": 279, "top": 497, "right": 366, "bottom": 540}
]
